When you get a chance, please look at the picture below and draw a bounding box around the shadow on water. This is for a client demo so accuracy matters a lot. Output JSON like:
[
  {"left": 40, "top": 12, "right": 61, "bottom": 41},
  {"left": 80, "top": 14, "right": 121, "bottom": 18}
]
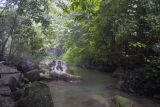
[{"left": 47, "top": 66, "right": 160, "bottom": 107}]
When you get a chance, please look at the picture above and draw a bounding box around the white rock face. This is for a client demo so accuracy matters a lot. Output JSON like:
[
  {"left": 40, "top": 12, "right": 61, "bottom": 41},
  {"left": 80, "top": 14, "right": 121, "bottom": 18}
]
[
  {"left": 39, "top": 60, "right": 80, "bottom": 81},
  {"left": 39, "top": 60, "right": 67, "bottom": 78},
  {"left": 50, "top": 60, "right": 68, "bottom": 74}
]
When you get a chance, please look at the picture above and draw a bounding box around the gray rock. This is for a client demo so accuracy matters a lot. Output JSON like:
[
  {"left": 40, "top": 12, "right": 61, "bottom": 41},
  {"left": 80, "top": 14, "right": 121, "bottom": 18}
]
[
  {"left": 112, "top": 95, "right": 135, "bottom": 107},
  {"left": 24, "top": 69, "right": 45, "bottom": 82},
  {"left": 17, "top": 60, "right": 37, "bottom": 73},
  {"left": 0, "top": 95, "right": 15, "bottom": 107},
  {"left": 15, "top": 82, "right": 54, "bottom": 107},
  {"left": 9, "top": 77, "right": 22, "bottom": 92}
]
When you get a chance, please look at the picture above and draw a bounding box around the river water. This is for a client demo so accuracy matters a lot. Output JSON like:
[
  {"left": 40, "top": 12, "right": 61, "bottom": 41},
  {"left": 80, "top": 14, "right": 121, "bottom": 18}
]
[{"left": 47, "top": 66, "right": 160, "bottom": 107}]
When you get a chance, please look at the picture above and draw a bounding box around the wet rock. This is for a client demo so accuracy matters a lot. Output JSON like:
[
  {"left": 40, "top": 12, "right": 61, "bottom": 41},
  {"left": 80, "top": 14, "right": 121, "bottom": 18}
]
[
  {"left": 24, "top": 69, "right": 45, "bottom": 82},
  {"left": 40, "top": 71, "right": 81, "bottom": 81},
  {"left": 48, "top": 60, "right": 56, "bottom": 68},
  {"left": 112, "top": 95, "right": 135, "bottom": 107},
  {"left": 11, "top": 88, "right": 26, "bottom": 101},
  {"left": 0, "top": 86, "right": 11, "bottom": 96},
  {"left": 3, "top": 61, "right": 17, "bottom": 68},
  {"left": 15, "top": 82, "right": 54, "bottom": 107},
  {"left": 39, "top": 60, "right": 81, "bottom": 81},
  {"left": 9, "top": 76, "right": 28, "bottom": 101},
  {"left": 0, "top": 95, "right": 15, "bottom": 107},
  {"left": 9, "top": 77, "right": 23, "bottom": 92},
  {"left": 9, "top": 77, "right": 27, "bottom": 101},
  {"left": 17, "top": 60, "right": 37, "bottom": 73},
  {"left": 0, "top": 63, "right": 19, "bottom": 74},
  {"left": 0, "top": 64, "right": 21, "bottom": 107},
  {"left": 50, "top": 72, "right": 81, "bottom": 81}
]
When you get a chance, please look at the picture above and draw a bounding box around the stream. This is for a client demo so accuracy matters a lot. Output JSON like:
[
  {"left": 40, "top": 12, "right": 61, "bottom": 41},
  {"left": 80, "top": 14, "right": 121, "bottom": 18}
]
[{"left": 47, "top": 66, "right": 160, "bottom": 107}]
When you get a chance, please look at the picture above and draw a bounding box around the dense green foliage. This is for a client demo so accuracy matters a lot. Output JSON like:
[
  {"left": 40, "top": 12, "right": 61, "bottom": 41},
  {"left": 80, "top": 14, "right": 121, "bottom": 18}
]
[
  {"left": 0, "top": 0, "right": 53, "bottom": 61},
  {"left": 59, "top": 0, "right": 160, "bottom": 96},
  {"left": 60, "top": 0, "right": 160, "bottom": 66},
  {"left": 0, "top": 0, "right": 160, "bottom": 96}
]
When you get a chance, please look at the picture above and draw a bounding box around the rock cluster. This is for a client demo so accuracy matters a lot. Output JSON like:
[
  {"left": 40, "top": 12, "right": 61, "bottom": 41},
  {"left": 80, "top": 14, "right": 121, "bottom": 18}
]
[
  {"left": 13, "top": 82, "right": 54, "bottom": 107},
  {"left": 0, "top": 63, "right": 20, "bottom": 107}
]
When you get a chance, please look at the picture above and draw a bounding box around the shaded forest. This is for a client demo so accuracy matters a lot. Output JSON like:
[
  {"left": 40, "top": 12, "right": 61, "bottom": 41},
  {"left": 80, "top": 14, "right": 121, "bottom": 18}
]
[{"left": 0, "top": 0, "right": 160, "bottom": 103}]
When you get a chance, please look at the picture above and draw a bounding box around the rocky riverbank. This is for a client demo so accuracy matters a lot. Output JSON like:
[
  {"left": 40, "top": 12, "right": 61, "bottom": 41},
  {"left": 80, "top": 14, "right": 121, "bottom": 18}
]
[
  {"left": 0, "top": 59, "right": 81, "bottom": 107},
  {"left": 0, "top": 62, "right": 54, "bottom": 107},
  {"left": 0, "top": 63, "right": 20, "bottom": 107}
]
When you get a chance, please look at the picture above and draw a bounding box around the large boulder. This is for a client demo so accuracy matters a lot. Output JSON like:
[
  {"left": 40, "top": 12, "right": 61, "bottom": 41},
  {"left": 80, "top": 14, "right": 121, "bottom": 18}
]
[
  {"left": 9, "top": 77, "right": 26, "bottom": 101},
  {"left": 11, "top": 88, "right": 26, "bottom": 101},
  {"left": 112, "top": 95, "right": 135, "bottom": 107},
  {"left": 17, "top": 60, "right": 37, "bottom": 73},
  {"left": 9, "top": 77, "right": 23, "bottom": 92},
  {"left": 15, "top": 82, "right": 54, "bottom": 107},
  {"left": 0, "top": 95, "right": 15, "bottom": 107},
  {"left": 23, "top": 69, "right": 45, "bottom": 82}
]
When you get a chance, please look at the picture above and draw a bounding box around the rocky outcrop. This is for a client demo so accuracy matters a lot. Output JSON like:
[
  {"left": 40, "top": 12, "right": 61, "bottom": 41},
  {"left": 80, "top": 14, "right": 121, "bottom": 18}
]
[
  {"left": 17, "top": 59, "right": 37, "bottom": 73},
  {"left": 40, "top": 71, "right": 81, "bottom": 81},
  {"left": 14, "top": 82, "right": 54, "bottom": 107},
  {"left": 23, "top": 69, "right": 45, "bottom": 82},
  {"left": 39, "top": 60, "right": 81, "bottom": 81},
  {"left": 9, "top": 77, "right": 23, "bottom": 92},
  {"left": 0, "top": 64, "right": 20, "bottom": 107},
  {"left": 0, "top": 95, "right": 15, "bottom": 107}
]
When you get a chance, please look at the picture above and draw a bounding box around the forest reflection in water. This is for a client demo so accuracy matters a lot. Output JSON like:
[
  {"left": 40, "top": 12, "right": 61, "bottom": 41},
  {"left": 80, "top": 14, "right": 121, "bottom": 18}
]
[{"left": 48, "top": 66, "right": 160, "bottom": 107}]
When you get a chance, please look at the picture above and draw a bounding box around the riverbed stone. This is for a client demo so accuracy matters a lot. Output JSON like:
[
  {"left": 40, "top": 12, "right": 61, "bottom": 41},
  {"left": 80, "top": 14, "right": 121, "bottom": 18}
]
[
  {"left": 15, "top": 82, "right": 54, "bottom": 107},
  {"left": 112, "top": 95, "right": 135, "bottom": 107}
]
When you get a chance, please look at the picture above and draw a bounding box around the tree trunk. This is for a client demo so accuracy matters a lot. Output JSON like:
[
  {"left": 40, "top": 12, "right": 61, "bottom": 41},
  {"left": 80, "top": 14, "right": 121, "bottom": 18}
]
[{"left": 0, "top": 35, "right": 10, "bottom": 58}]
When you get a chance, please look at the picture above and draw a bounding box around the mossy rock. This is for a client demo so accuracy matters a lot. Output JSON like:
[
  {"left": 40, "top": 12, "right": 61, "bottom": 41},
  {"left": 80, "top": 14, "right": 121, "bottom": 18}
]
[
  {"left": 11, "top": 88, "right": 26, "bottom": 101},
  {"left": 17, "top": 59, "right": 37, "bottom": 73},
  {"left": 112, "top": 95, "right": 134, "bottom": 107},
  {"left": 9, "top": 77, "right": 24, "bottom": 92},
  {"left": 24, "top": 69, "right": 45, "bottom": 82},
  {"left": 15, "top": 82, "right": 54, "bottom": 107}
]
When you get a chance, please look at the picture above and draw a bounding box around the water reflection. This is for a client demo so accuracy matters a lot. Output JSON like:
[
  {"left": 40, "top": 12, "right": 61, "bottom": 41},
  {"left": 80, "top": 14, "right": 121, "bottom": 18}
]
[{"left": 48, "top": 66, "right": 160, "bottom": 107}]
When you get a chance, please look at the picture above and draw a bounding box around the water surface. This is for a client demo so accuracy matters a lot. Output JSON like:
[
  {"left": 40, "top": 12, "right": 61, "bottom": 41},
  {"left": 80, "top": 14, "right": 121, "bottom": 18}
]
[{"left": 48, "top": 66, "right": 160, "bottom": 107}]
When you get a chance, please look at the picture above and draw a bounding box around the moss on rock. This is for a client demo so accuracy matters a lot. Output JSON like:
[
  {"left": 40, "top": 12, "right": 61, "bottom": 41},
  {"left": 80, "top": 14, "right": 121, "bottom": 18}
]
[
  {"left": 15, "top": 82, "right": 54, "bottom": 107},
  {"left": 24, "top": 69, "right": 44, "bottom": 82},
  {"left": 112, "top": 95, "right": 134, "bottom": 107}
]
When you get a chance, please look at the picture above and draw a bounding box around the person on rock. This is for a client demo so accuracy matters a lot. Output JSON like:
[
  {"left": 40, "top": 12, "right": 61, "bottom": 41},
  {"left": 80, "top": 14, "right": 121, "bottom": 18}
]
[
  {"left": 49, "top": 60, "right": 56, "bottom": 71},
  {"left": 56, "top": 61, "right": 63, "bottom": 72}
]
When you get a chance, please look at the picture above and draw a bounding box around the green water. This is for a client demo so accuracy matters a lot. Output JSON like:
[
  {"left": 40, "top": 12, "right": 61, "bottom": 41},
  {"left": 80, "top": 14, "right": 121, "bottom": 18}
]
[{"left": 48, "top": 66, "right": 160, "bottom": 107}]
